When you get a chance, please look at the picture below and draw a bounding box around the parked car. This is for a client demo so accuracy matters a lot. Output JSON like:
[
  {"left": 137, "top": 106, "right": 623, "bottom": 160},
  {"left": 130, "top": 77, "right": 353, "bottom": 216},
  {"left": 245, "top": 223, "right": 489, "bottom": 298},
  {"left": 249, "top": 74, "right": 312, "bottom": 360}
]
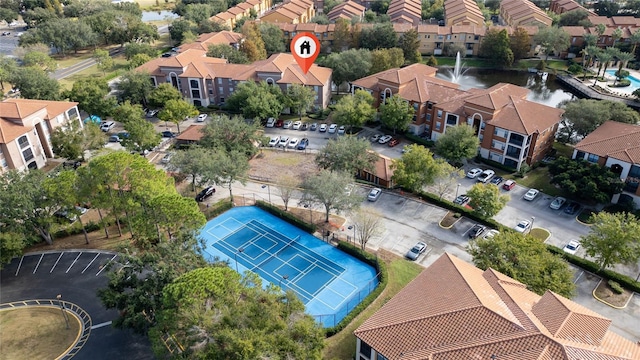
[
  {"left": 466, "top": 168, "right": 483, "bottom": 179},
  {"left": 468, "top": 224, "right": 486, "bottom": 239},
  {"left": 287, "top": 137, "right": 299, "bottom": 148},
  {"left": 266, "top": 117, "right": 276, "bottom": 127},
  {"left": 503, "top": 179, "right": 516, "bottom": 191},
  {"left": 477, "top": 169, "right": 495, "bottom": 183},
  {"left": 513, "top": 219, "right": 531, "bottom": 233},
  {"left": 197, "top": 113, "right": 208, "bottom": 122},
  {"left": 55, "top": 206, "right": 88, "bottom": 222},
  {"left": 319, "top": 124, "right": 327, "bottom": 132},
  {"left": 63, "top": 160, "right": 82, "bottom": 170},
  {"left": 278, "top": 136, "right": 289, "bottom": 147},
  {"left": 100, "top": 121, "right": 115, "bottom": 132},
  {"left": 161, "top": 131, "right": 178, "bottom": 138},
  {"left": 337, "top": 125, "right": 345, "bottom": 135},
  {"left": 550, "top": 196, "right": 567, "bottom": 210},
  {"left": 370, "top": 134, "right": 381, "bottom": 142},
  {"left": 563, "top": 240, "right": 581, "bottom": 255},
  {"left": 301, "top": 122, "right": 308, "bottom": 131},
  {"left": 453, "top": 194, "right": 470, "bottom": 205},
  {"left": 482, "top": 229, "right": 500, "bottom": 240},
  {"left": 328, "top": 124, "right": 338, "bottom": 133},
  {"left": 195, "top": 186, "right": 215, "bottom": 202},
  {"left": 268, "top": 136, "right": 280, "bottom": 147},
  {"left": 297, "top": 138, "right": 309, "bottom": 150},
  {"left": 283, "top": 120, "right": 293, "bottom": 129},
  {"left": 490, "top": 176, "right": 504, "bottom": 186},
  {"left": 292, "top": 121, "right": 302, "bottom": 130},
  {"left": 275, "top": 119, "right": 283, "bottom": 127},
  {"left": 310, "top": 123, "right": 318, "bottom": 131},
  {"left": 406, "top": 241, "right": 427, "bottom": 261},
  {"left": 388, "top": 138, "right": 400, "bottom": 147},
  {"left": 161, "top": 152, "right": 174, "bottom": 164},
  {"left": 109, "top": 135, "right": 122, "bottom": 143},
  {"left": 367, "top": 188, "right": 382, "bottom": 201},
  {"left": 378, "top": 135, "right": 393, "bottom": 144},
  {"left": 523, "top": 189, "right": 539, "bottom": 201},
  {"left": 116, "top": 132, "right": 130, "bottom": 139},
  {"left": 564, "top": 201, "right": 580, "bottom": 215},
  {"left": 146, "top": 109, "right": 159, "bottom": 118}
]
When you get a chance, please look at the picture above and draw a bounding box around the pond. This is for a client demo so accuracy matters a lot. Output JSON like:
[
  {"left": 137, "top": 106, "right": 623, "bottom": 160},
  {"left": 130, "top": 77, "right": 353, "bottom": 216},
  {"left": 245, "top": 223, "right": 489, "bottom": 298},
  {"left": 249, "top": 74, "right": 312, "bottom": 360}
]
[{"left": 141, "top": 10, "right": 178, "bottom": 22}]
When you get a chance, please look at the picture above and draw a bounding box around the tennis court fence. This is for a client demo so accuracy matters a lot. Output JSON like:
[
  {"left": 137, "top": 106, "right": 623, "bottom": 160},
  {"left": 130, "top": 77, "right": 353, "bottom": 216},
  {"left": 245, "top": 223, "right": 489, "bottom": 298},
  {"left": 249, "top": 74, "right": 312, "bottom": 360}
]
[{"left": 312, "top": 272, "right": 380, "bottom": 328}]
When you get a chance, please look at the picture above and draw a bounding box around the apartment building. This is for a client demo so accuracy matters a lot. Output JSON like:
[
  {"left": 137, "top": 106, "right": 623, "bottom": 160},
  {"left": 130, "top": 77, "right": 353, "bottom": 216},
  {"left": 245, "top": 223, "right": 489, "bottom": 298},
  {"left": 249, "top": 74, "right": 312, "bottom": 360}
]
[
  {"left": 0, "top": 99, "right": 80, "bottom": 173},
  {"left": 326, "top": 0, "right": 365, "bottom": 22},
  {"left": 387, "top": 0, "right": 422, "bottom": 25},
  {"left": 444, "top": 0, "right": 485, "bottom": 27},
  {"left": 500, "top": 0, "right": 552, "bottom": 27},
  {"left": 549, "top": 0, "right": 596, "bottom": 16},
  {"left": 211, "top": 0, "right": 272, "bottom": 29},
  {"left": 355, "top": 253, "right": 640, "bottom": 360},
  {"left": 137, "top": 49, "right": 332, "bottom": 109},
  {"left": 178, "top": 31, "right": 244, "bottom": 53},
  {"left": 261, "top": 0, "right": 315, "bottom": 24}
]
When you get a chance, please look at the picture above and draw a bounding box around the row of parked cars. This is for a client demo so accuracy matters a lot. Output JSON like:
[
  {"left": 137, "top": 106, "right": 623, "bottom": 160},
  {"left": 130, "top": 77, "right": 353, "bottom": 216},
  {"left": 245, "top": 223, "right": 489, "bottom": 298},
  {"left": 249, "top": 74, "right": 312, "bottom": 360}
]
[
  {"left": 266, "top": 118, "right": 351, "bottom": 135},
  {"left": 268, "top": 136, "right": 309, "bottom": 150},
  {"left": 370, "top": 134, "right": 400, "bottom": 147}
]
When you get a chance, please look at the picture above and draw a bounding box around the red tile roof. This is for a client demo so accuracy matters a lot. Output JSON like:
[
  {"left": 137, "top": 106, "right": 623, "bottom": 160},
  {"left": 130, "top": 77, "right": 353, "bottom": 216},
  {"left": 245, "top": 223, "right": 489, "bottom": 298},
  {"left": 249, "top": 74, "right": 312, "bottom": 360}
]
[{"left": 573, "top": 121, "right": 640, "bottom": 164}]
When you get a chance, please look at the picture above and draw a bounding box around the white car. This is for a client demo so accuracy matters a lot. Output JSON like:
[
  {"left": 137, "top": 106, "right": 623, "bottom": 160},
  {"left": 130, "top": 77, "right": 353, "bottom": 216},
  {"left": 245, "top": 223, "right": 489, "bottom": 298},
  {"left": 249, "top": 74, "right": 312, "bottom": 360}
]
[
  {"left": 292, "top": 121, "right": 302, "bottom": 130},
  {"left": 266, "top": 117, "right": 276, "bottom": 127},
  {"left": 550, "top": 196, "right": 567, "bottom": 210},
  {"left": 378, "top": 135, "right": 393, "bottom": 144},
  {"left": 406, "top": 241, "right": 427, "bottom": 261},
  {"left": 338, "top": 125, "right": 345, "bottom": 135},
  {"left": 370, "top": 134, "right": 381, "bottom": 142},
  {"left": 278, "top": 136, "right": 289, "bottom": 147},
  {"left": 482, "top": 229, "right": 500, "bottom": 240},
  {"left": 477, "top": 169, "right": 495, "bottom": 183},
  {"left": 319, "top": 124, "right": 328, "bottom": 132},
  {"left": 563, "top": 240, "right": 581, "bottom": 255},
  {"left": 287, "top": 137, "right": 299, "bottom": 148},
  {"left": 523, "top": 189, "right": 540, "bottom": 201},
  {"left": 466, "top": 168, "right": 483, "bottom": 179},
  {"left": 197, "top": 113, "right": 208, "bottom": 122},
  {"left": 328, "top": 124, "right": 338, "bottom": 133},
  {"left": 367, "top": 188, "right": 382, "bottom": 201},
  {"left": 514, "top": 219, "right": 531, "bottom": 233},
  {"left": 283, "top": 120, "right": 293, "bottom": 129},
  {"left": 268, "top": 136, "right": 280, "bottom": 147}
]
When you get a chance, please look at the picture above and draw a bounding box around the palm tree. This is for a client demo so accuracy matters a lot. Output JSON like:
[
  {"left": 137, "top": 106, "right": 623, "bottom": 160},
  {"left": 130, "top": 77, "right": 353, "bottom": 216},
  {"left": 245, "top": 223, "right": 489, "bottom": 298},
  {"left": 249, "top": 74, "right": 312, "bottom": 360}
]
[
  {"left": 630, "top": 29, "right": 640, "bottom": 56},
  {"left": 613, "top": 51, "right": 634, "bottom": 85},
  {"left": 583, "top": 33, "right": 598, "bottom": 47},
  {"left": 611, "top": 28, "right": 623, "bottom": 47},
  {"left": 593, "top": 50, "right": 614, "bottom": 86},
  {"left": 582, "top": 45, "right": 601, "bottom": 81}
]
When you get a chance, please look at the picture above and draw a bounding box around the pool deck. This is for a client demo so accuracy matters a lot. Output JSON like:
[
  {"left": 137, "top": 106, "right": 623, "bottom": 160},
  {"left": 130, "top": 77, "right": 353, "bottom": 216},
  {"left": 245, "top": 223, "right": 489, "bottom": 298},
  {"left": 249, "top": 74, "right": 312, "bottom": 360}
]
[{"left": 556, "top": 69, "right": 640, "bottom": 109}]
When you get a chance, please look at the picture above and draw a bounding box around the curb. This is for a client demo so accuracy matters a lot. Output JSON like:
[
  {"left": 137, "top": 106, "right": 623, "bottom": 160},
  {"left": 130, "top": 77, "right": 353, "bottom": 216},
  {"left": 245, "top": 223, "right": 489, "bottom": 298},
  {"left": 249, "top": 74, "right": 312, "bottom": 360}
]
[
  {"left": 439, "top": 211, "right": 461, "bottom": 229},
  {"left": 592, "top": 279, "right": 634, "bottom": 309},
  {"left": 530, "top": 227, "right": 551, "bottom": 242}
]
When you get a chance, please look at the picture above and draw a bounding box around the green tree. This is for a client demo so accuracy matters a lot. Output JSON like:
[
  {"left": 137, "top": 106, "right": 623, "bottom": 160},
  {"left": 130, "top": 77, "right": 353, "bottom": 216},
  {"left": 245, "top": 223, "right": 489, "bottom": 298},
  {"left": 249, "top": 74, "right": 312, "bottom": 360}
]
[
  {"left": 286, "top": 83, "right": 316, "bottom": 120},
  {"left": 34, "top": 18, "right": 98, "bottom": 55},
  {"left": 0, "top": 8, "right": 18, "bottom": 24},
  {"left": 431, "top": 163, "right": 464, "bottom": 200},
  {"left": 128, "top": 53, "right": 152, "bottom": 69},
  {"left": 315, "top": 136, "right": 378, "bottom": 174},
  {"left": 226, "top": 81, "right": 284, "bottom": 120},
  {"left": 124, "top": 42, "right": 157, "bottom": 60},
  {"left": 148, "top": 83, "right": 182, "bottom": 109},
  {"left": 467, "top": 232, "right": 576, "bottom": 298},
  {"left": 168, "top": 146, "right": 216, "bottom": 191},
  {"left": 64, "top": 77, "right": 116, "bottom": 119},
  {"left": 321, "top": 49, "right": 372, "bottom": 92},
  {"left": 594, "top": 47, "right": 616, "bottom": 82},
  {"left": 151, "top": 267, "right": 324, "bottom": 359},
  {"left": 558, "top": 99, "right": 639, "bottom": 141},
  {"left": 113, "top": 102, "right": 160, "bottom": 152},
  {"left": 399, "top": 28, "right": 421, "bottom": 64},
  {"left": 50, "top": 120, "right": 105, "bottom": 160},
  {"left": 466, "top": 183, "right": 509, "bottom": 218},
  {"left": 10, "top": 66, "right": 60, "bottom": 100},
  {"left": 116, "top": 70, "right": 154, "bottom": 106},
  {"left": 613, "top": 51, "right": 634, "bottom": 86},
  {"left": 533, "top": 26, "right": 570, "bottom": 61},
  {"left": 370, "top": 48, "right": 404, "bottom": 74},
  {"left": 240, "top": 22, "right": 266, "bottom": 61},
  {"left": 259, "top": 22, "right": 285, "bottom": 55},
  {"left": 392, "top": 144, "right": 444, "bottom": 192},
  {"left": 580, "top": 212, "right": 640, "bottom": 271},
  {"left": 0, "top": 55, "right": 19, "bottom": 91},
  {"left": 93, "top": 49, "right": 113, "bottom": 75},
  {"left": 199, "top": 114, "right": 264, "bottom": 158},
  {"left": 332, "top": 18, "right": 351, "bottom": 51},
  {"left": 275, "top": 175, "right": 299, "bottom": 211},
  {"left": 22, "top": 50, "right": 57, "bottom": 72},
  {"left": 359, "top": 23, "right": 397, "bottom": 50},
  {"left": 157, "top": 99, "right": 198, "bottom": 133},
  {"left": 548, "top": 157, "right": 624, "bottom": 204},
  {"left": 331, "top": 89, "right": 376, "bottom": 130},
  {"left": 210, "top": 150, "right": 250, "bottom": 203},
  {"left": 300, "top": 170, "right": 361, "bottom": 222},
  {"left": 479, "top": 28, "right": 514, "bottom": 67},
  {"left": 558, "top": 9, "right": 589, "bottom": 26},
  {"left": 510, "top": 26, "right": 531, "bottom": 62},
  {"left": 426, "top": 54, "right": 438, "bottom": 66},
  {"left": 0, "top": 232, "right": 24, "bottom": 268},
  {"left": 379, "top": 95, "right": 414, "bottom": 134},
  {"left": 435, "top": 123, "right": 480, "bottom": 165},
  {"left": 206, "top": 43, "right": 249, "bottom": 63},
  {"left": 629, "top": 28, "right": 640, "bottom": 56}
]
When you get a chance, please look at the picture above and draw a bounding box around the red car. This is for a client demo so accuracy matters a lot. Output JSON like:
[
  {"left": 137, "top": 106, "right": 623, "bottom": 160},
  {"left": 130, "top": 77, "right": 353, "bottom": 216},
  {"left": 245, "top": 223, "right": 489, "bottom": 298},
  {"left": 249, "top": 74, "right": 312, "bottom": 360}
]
[
  {"left": 502, "top": 180, "right": 516, "bottom": 191},
  {"left": 275, "top": 119, "right": 283, "bottom": 127},
  {"left": 388, "top": 138, "right": 400, "bottom": 147}
]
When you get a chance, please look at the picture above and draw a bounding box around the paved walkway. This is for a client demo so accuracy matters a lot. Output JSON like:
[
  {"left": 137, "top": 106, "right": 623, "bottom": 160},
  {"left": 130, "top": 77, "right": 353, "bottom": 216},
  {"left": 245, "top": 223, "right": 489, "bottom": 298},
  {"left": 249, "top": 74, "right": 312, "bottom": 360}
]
[{"left": 557, "top": 74, "right": 640, "bottom": 109}]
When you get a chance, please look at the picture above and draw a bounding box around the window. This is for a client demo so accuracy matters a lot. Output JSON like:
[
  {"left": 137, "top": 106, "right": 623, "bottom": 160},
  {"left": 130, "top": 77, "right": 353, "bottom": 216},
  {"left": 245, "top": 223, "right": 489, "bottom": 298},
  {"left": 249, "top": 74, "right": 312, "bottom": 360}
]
[
  {"left": 491, "top": 140, "right": 505, "bottom": 150},
  {"left": 208, "top": 89, "right": 213, "bottom": 95},
  {"left": 191, "top": 89, "right": 200, "bottom": 98},
  {"left": 218, "top": 78, "right": 222, "bottom": 85},
  {"left": 266, "top": 78, "right": 274, "bottom": 85},
  {"left": 427, "top": 102, "right": 433, "bottom": 109},
  {"left": 22, "top": 148, "right": 34, "bottom": 162},
  {"left": 494, "top": 128, "right": 507, "bottom": 138},
  {"left": 575, "top": 150, "right": 585, "bottom": 160},
  {"left": 435, "top": 122, "right": 441, "bottom": 130},
  {"left": 314, "top": 85, "right": 319, "bottom": 92},
  {"left": 18, "top": 135, "right": 29, "bottom": 149},
  {"left": 426, "top": 113, "right": 431, "bottom": 121},
  {"left": 587, "top": 153, "right": 599, "bottom": 163},
  {"left": 480, "top": 122, "right": 485, "bottom": 129},
  {"left": 474, "top": 35, "right": 479, "bottom": 40},
  {"left": 359, "top": 342, "right": 372, "bottom": 357},
  {"left": 437, "top": 110, "right": 442, "bottom": 118},
  {"left": 218, "top": 87, "right": 223, "bottom": 93},
  {"left": 506, "top": 145, "right": 521, "bottom": 158},
  {"left": 220, "top": 97, "right": 225, "bottom": 103},
  {"left": 508, "top": 133, "right": 524, "bottom": 147},
  {"left": 190, "top": 79, "right": 199, "bottom": 88},
  {"left": 377, "top": 353, "right": 389, "bottom": 360},
  {"left": 149, "top": 77, "right": 156, "bottom": 87},
  {"left": 446, "top": 114, "right": 457, "bottom": 125}
]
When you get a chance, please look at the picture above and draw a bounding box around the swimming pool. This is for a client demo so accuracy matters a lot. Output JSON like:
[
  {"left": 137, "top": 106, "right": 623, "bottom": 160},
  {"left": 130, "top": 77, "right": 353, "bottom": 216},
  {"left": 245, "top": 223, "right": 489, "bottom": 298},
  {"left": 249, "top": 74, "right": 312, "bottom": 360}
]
[{"left": 605, "top": 69, "right": 640, "bottom": 91}]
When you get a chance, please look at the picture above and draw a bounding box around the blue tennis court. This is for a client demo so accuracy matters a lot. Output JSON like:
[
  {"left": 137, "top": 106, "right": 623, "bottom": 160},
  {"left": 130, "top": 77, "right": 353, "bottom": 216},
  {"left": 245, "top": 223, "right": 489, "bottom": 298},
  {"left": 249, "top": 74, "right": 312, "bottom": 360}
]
[{"left": 201, "top": 206, "right": 379, "bottom": 327}]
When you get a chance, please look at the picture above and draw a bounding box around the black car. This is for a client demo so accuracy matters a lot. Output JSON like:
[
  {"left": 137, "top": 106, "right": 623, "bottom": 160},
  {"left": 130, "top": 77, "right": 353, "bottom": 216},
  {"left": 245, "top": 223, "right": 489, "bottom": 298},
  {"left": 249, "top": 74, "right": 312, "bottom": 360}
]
[
  {"left": 453, "top": 194, "right": 470, "bottom": 205},
  {"left": 490, "top": 176, "right": 504, "bottom": 186},
  {"left": 468, "top": 224, "right": 486, "bottom": 239},
  {"left": 301, "top": 122, "right": 308, "bottom": 131},
  {"left": 564, "top": 201, "right": 580, "bottom": 215},
  {"left": 195, "top": 186, "right": 216, "bottom": 202},
  {"left": 161, "top": 131, "right": 178, "bottom": 138}
]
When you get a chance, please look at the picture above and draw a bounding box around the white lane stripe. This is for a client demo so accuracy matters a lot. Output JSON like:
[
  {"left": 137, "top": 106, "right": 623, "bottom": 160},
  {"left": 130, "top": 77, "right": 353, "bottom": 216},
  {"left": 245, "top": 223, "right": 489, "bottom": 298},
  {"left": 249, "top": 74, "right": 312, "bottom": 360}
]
[
  {"left": 82, "top": 253, "right": 100, "bottom": 274},
  {"left": 15, "top": 256, "right": 24, "bottom": 276},
  {"left": 66, "top": 252, "right": 82, "bottom": 273},
  {"left": 96, "top": 254, "right": 117, "bottom": 276},
  {"left": 50, "top": 252, "right": 64, "bottom": 273},
  {"left": 33, "top": 254, "right": 44, "bottom": 274},
  {"left": 90, "top": 321, "right": 112, "bottom": 330}
]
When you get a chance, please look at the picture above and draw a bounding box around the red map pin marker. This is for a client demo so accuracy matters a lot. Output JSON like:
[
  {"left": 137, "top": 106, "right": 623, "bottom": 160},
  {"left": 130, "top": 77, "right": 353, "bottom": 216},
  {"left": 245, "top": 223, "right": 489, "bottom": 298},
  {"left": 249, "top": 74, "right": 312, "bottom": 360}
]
[{"left": 291, "top": 32, "right": 320, "bottom": 74}]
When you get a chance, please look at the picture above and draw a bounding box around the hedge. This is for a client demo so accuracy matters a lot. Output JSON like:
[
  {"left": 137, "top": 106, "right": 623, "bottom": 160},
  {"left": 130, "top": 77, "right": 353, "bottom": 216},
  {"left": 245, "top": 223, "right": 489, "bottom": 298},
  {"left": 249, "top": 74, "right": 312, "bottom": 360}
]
[
  {"left": 324, "top": 241, "right": 388, "bottom": 337},
  {"left": 202, "top": 200, "right": 233, "bottom": 220},
  {"left": 475, "top": 155, "right": 517, "bottom": 174},
  {"left": 404, "top": 133, "right": 435, "bottom": 148},
  {"left": 53, "top": 220, "right": 102, "bottom": 238},
  {"left": 255, "top": 200, "right": 317, "bottom": 234}
]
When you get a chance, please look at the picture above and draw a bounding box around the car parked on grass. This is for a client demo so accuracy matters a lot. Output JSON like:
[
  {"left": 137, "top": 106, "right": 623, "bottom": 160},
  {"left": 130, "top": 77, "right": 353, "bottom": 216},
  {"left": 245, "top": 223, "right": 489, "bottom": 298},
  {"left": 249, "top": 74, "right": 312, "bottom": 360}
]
[
  {"left": 287, "top": 138, "right": 299, "bottom": 148},
  {"left": 328, "top": 124, "right": 338, "bottom": 133},
  {"left": 490, "top": 176, "right": 504, "bottom": 186},
  {"left": 523, "top": 189, "right": 539, "bottom": 201},
  {"left": 268, "top": 136, "right": 280, "bottom": 147},
  {"left": 388, "top": 138, "right": 400, "bottom": 147},
  {"left": 477, "top": 170, "right": 495, "bottom": 183},
  {"left": 466, "top": 168, "right": 483, "bottom": 179},
  {"left": 378, "top": 135, "right": 393, "bottom": 144},
  {"left": 292, "top": 121, "right": 302, "bottom": 130},
  {"left": 514, "top": 219, "right": 531, "bottom": 233},
  {"left": 297, "top": 138, "right": 309, "bottom": 150},
  {"left": 278, "top": 136, "right": 289, "bottom": 147},
  {"left": 468, "top": 224, "right": 486, "bottom": 239},
  {"left": 310, "top": 123, "right": 318, "bottom": 131},
  {"left": 564, "top": 201, "right": 580, "bottom": 215},
  {"left": 453, "top": 194, "right": 470, "bottom": 205},
  {"left": 550, "top": 196, "right": 567, "bottom": 210},
  {"left": 502, "top": 179, "right": 516, "bottom": 191},
  {"left": 563, "top": 240, "right": 581, "bottom": 255},
  {"left": 367, "top": 188, "right": 382, "bottom": 202},
  {"left": 195, "top": 186, "right": 215, "bottom": 202},
  {"left": 197, "top": 114, "right": 208, "bottom": 122},
  {"left": 406, "top": 241, "right": 427, "bottom": 261}
]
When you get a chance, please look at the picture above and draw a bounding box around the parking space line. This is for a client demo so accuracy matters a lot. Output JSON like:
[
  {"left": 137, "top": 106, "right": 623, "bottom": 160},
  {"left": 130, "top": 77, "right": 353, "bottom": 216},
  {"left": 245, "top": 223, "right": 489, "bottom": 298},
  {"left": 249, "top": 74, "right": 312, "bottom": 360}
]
[
  {"left": 574, "top": 270, "right": 584, "bottom": 284},
  {"left": 82, "top": 253, "right": 100, "bottom": 274},
  {"left": 32, "top": 254, "right": 44, "bottom": 274},
  {"left": 15, "top": 256, "right": 24, "bottom": 276},
  {"left": 50, "top": 252, "right": 64, "bottom": 273},
  {"left": 91, "top": 321, "right": 112, "bottom": 330},
  {"left": 66, "top": 252, "right": 82, "bottom": 273},
  {"left": 96, "top": 254, "right": 117, "bottom": 276}
]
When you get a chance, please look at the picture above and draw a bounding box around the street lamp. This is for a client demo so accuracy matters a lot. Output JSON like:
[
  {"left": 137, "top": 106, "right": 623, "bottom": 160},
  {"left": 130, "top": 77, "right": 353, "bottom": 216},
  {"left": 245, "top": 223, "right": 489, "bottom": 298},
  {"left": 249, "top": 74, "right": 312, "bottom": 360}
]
[
  {"left": 234, "top": 247, "right": 244, "bottom": 273},
  {"left": 56, "top": 294, "right": 70, "bottom": 329},
  {"left": 347, "top": 225, "right": 356, "bottom": 245},
  {"left": 261, "top": 184, "right": 271, "bottom": 204},
  {"left": 455, "top": 183, "right": 461, "bottom": 199},
  {"left": 530, "top": 216, "right": 535, "bottom": 233},
  {"left": 279, "top": 274, "right": 289, "bottom": 289}
]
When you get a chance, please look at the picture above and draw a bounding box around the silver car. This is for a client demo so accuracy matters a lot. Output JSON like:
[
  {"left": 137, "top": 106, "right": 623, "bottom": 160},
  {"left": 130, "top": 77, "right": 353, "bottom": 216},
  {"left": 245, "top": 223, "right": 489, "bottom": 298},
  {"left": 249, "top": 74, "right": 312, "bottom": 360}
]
[
  {"left": 406, "top": 242, "right": 427, "bottom": 261},
  {"left": 367, "top": 188, "right": 382, "bottom": 201}
]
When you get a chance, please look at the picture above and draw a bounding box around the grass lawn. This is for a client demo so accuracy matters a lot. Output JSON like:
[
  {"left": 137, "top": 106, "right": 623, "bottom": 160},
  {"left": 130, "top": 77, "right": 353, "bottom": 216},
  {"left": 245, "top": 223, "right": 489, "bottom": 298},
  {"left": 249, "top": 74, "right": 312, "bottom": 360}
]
[
  {"left": 506, "top": 167, "right": 563, "bottom": 197},
  {"left": 322, "top": 251, "right": 423, "bottom": 360},
  {"left": 553, "top": 142, "right": 574, "bottom": 158},
  {"left": 435, "top": 57, "right": 494, "bottom": 68},
  {"left": 0, "top": 307, "right": 81, "bottom": 360},
  {"left": 58, "top": 57, "right": 129, "bottom": 90},
  {"left": 530, "top": 228, "right": 550, "bottom": 241},
  {"left": 577, "top": 209, "right": 597, "bottom": 224}
]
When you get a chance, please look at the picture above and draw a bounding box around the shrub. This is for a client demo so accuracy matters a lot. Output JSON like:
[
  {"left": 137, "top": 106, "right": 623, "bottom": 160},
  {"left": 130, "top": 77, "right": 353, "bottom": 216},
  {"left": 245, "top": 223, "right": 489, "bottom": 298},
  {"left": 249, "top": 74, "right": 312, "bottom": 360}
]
[
  {"left": 255, "top": 200, "right": 317, "bottom": 234},
  {"left": 404, "top": 133, "right": 435, "bottom": 147},
  {"left": 202, "top": 200, "right": 233, "bottom": 220},
  {"left": 610, "top": 79, "right": 631, "bottom": 87},
  {"left": 608, "top": 280, "right": 624, "bottom": 294},
  {"left": 567, "top": 64, "right": 582, "bottom": 74},
  {"left": 474, "top": 155, "right": 516, "bottom": 173}
]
